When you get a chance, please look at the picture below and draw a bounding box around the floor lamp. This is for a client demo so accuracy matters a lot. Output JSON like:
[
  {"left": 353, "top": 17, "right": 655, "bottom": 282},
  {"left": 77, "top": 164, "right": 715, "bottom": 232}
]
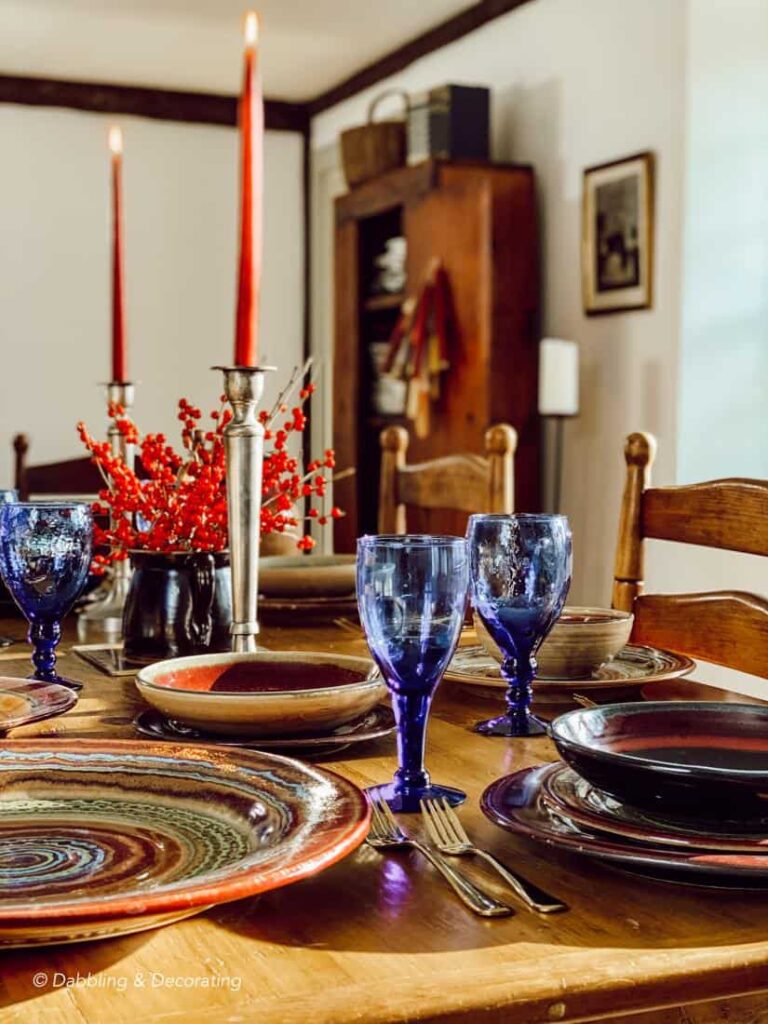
[{"left": 538, "top": 338, "right": 579, "bottom": 513}]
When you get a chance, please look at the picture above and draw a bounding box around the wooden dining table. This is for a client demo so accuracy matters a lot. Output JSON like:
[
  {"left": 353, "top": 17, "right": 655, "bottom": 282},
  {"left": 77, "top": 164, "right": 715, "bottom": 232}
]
[{"left": 1, "top": 618, "right": 768, "bottom": 1024}]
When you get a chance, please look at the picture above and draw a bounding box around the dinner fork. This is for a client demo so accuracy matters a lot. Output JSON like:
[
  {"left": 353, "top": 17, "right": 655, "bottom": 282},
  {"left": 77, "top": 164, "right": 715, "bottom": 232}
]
[
  {"left": 366, "top": 794, "right": 513, "bottom": 917},
  {"left": 421, "top": 798, "right": 567, "bottom": 914}
]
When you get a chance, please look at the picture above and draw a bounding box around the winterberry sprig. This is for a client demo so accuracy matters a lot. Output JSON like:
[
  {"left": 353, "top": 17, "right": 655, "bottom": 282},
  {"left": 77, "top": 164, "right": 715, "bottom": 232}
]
[{"left": 77, "top": 363, "right": 344, "bottom": 570}]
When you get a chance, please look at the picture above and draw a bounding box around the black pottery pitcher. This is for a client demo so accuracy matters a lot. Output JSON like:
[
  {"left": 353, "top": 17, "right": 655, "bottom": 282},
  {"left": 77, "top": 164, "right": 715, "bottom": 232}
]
[{"left": 122, "top": 551, "right": 232, "bottom": 662}]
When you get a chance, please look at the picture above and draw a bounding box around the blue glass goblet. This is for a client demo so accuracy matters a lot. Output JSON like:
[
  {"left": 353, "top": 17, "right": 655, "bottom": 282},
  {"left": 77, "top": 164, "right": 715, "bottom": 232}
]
[
  {"left": 467, "top": 513, "right": 572, "bottom": 738},
  {"left": 357, "top": 534, "right": 469, "bottom": 812},
  {"left": 0, "top": 502, "right": 93, "bottom": 691}
]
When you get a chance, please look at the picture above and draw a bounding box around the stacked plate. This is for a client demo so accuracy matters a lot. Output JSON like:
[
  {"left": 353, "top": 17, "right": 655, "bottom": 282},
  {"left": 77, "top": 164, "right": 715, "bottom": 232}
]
[
  {"left": 134, "top": 650, "right": 395, "bottom": 757},
  {"left": 446, "top": 644, "right": 694, "bottom": 705},
  {"left": 258, "top": 554, "right": 358, "bottom": 622},
  {"left": 482, "top": 701, "right": 768, "bottom": 889}
]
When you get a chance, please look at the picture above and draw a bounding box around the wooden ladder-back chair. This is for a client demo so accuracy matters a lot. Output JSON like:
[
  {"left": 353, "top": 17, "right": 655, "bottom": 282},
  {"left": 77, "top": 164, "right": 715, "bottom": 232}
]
[
  {"left": 378, "top": 423, "right": 517, "bottom": 535},
  {"left": 612, "top": 431, "right": 768, "bottom": 680},
  {"left": 13, "top": 434, "right": 103, "bottom": 501}
]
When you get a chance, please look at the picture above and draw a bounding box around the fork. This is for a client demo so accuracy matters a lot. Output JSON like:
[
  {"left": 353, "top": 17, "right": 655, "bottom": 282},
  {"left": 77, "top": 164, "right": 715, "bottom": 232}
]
[
  {"left": 421, "top": 797, "right": 567, "bottom": 914},
  {"left": 366, "top": 794, "right": 513, "bottom": 917}
]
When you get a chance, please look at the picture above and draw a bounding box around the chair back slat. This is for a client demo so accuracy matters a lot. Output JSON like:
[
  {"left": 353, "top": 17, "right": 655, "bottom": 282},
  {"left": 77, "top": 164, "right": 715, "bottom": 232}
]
[
  {"left": 397, "top": 455, "right": 491, "bottom": 515},
  {"left": 378, "top": 423, "right": 516, "bottom": 534},
  {"left": 23, "top": 459, "right": 102, "bottom": 500},
  {"left": 632, "top": 591, "right": 768, "bottom": 680},
  {"left": 14, "top": 434, "right": 102, "bottom": 501},
  {"left": 642, "top": 479, "right": 768, "bottom": 556}
]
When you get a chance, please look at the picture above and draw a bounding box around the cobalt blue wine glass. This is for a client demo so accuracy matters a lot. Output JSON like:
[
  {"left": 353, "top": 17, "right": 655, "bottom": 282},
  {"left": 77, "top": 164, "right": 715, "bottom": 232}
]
[
  {"left": 357, "top": 534, "right": 469, "bottom": 812},
  {"left": 0, "top": 502, "right": 93, "bottom": 691},
  {"left": 467, "top": 513, "right": 572, "bottom": 738}
]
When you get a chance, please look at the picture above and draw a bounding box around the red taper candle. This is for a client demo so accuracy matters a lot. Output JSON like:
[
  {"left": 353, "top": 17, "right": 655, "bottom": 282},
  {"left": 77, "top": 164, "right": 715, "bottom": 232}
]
[
  {"left": 234, "top": 11, "right": 263, "bottom": 367},
  {"left": 109, "top": 126, "right": 127, "bottom": 383}
]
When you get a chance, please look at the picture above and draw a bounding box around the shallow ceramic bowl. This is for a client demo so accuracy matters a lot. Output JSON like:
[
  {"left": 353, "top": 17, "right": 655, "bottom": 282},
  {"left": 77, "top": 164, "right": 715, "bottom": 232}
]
[
  {"left": 136, "top": 651, "right": 384, "bottom": 737},
  {"left": 474, "top": 606, "right": 633, "bottom": 678},
  {"left": 258, "top": 555, "right": 356, "bottom": 598},
  {"left": 551, "top": 701, "right": 768, "bottom": 818}
]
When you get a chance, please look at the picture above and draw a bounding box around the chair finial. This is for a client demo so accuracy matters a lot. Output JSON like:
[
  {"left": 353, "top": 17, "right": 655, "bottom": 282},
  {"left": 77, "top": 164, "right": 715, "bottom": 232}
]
[
  {"left": 380, "top": 425, "right": 409, "bottom": 455},
  {"left": 484, "top": 423, "right": 517, "bottom": 456},
  {"left": 624, "top": 431, "right": 657, "bottom": 468}
]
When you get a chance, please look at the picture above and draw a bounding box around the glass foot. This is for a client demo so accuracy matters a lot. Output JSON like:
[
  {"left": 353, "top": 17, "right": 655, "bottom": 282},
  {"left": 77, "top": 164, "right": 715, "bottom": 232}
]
[
  {"left": 28, "top": 673, "right": 83, "bottom": 692},
  {"left": 473, "top": 713, "right": 548, "bottom": 738},
  {"left": 365, "top": 781, "right": 466, "bottom": 814}
]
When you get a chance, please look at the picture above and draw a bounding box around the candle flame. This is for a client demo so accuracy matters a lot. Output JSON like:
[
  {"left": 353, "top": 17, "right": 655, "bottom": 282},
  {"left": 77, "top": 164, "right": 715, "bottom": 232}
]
[
  {"left": 244, "top": 11, "right": 259, "bottom": 48},
  {"left": 108, "top": 126, "right": 123, "bottom": 156}
]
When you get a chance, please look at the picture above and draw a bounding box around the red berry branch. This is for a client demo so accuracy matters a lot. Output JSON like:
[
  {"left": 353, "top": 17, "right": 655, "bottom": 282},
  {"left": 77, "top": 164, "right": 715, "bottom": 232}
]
[{"left": 77, "top": 364, "right": 345, "bottom": 571}]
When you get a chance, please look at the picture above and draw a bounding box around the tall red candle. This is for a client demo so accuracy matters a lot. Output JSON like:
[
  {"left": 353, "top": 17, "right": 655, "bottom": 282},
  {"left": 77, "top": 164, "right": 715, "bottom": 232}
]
[
  {"left": 234, "top": 11, "right": 263, "bottom": 368},
  {"left": 109, "top": 126, "right": 127, "bottom": 383}
]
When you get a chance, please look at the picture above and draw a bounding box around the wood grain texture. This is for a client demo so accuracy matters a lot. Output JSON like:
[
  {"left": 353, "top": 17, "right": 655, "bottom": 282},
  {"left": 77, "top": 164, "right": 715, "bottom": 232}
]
[
  {"left": 378, "top": 423, "right": 516, "bottom": 532},
  {"left": 13, "top": 433, "right": 102, "bottom": 501},
  {"left": 612, "top": 432, "right": 657, "bottom": 612},
  {"left": 332, "top": 220, "right": 361, "bottom": 552},
  {"left": 643, "top": 478, "right": 768, "bottom": 556},
  {"left": 378, "top": 425, "right": 409, "bottom": 533},
  {"left": 0, "top": 73, "right": 307, "bottom": 131},
  {"left": 633, "top": 591, "right": 768, "bottom": 680},
  {"left": 333, "top": 161, "right": 539, "bottom": 547},
  {"left": 335, "top": 160, "right": 438, "bottom": 224},
  {"left": 3, "top": 620, "right": 768, "bottom": 1024}
]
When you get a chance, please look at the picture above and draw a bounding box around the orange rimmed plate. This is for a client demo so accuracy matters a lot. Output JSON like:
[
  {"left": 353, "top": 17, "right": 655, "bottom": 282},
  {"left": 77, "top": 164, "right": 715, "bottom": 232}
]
[{"left": 0, "top": 739, "right": 369, "bottom": 947}]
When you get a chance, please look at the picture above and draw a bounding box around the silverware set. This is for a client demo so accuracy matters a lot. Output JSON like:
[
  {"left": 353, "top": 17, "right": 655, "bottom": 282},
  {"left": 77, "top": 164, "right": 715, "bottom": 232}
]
[{"left": 367, "top": 793, "right": 567, "bottom": 917}]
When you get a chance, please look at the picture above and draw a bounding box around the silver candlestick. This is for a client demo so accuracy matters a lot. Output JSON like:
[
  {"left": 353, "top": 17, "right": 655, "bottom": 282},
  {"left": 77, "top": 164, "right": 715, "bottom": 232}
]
[
  {"left": 80, "top": 381, "right": 136, "bottom": 632},
  {"left": 214, "top": 365, "right": 274, "bottom": 653}
]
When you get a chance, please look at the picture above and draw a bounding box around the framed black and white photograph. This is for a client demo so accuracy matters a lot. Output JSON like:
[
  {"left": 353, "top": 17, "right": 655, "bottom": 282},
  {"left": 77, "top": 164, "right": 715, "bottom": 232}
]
[{"left": 582, "top": 151, "right": 654, "bottom": 315}]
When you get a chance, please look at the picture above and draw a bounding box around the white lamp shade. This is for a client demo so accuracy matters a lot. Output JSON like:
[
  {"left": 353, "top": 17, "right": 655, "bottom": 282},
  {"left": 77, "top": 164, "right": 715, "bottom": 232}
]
[{"left": 538, "top": 338, "right": 579, "bottom": 416}]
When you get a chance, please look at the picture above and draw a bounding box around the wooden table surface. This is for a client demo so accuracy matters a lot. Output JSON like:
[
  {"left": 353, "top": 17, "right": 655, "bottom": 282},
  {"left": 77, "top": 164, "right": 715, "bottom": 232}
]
[{"left": 1, "top": 621, "right": 768, "bottom": 1024}]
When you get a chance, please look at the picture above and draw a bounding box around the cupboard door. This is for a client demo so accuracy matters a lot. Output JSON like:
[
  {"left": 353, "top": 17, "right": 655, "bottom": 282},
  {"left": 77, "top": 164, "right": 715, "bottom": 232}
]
[{"left": 401, "top": 177, "right": 494, "bottom": 537}]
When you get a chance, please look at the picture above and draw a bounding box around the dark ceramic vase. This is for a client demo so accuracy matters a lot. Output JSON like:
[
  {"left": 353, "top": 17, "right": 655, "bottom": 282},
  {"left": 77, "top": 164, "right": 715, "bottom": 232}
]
[{"left": 122, "top": 551, "right": 232, "bottom": 662}]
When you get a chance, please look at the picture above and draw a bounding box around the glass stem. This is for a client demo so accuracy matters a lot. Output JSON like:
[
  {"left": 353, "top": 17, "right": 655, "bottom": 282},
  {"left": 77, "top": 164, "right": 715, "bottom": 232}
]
[
  {"left": 501, "top": 653, "right": 536, "bottom": 726},
  {"left": 29, "top": 619, "right": 61, "bottom": 682},
  {"left": 393, "top": 691, "right": 432, "bottom": 791}
]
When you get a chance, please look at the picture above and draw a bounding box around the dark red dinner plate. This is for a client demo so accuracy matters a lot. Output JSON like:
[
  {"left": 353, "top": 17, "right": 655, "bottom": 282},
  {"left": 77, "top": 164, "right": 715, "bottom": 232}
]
[{"left": 550, "top": 701, "right": 768, "bottom": 819}]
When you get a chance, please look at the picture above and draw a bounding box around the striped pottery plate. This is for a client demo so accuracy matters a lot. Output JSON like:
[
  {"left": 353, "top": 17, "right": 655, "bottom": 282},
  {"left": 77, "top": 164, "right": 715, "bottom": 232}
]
[{"left": 0, "top": 740, "right": 369, "bottom": 947}]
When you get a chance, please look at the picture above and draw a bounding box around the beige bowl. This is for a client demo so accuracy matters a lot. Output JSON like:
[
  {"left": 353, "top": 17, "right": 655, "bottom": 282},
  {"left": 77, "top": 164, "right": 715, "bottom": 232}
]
[
  {"left": 258, "top": 555, "right": 356, "bottom": 598},
  {"left": 474, "top": 607, "right": 634, "bottom": 679},
  {"left": 136, "top": 650, "right": 384, "bottom": 737}
]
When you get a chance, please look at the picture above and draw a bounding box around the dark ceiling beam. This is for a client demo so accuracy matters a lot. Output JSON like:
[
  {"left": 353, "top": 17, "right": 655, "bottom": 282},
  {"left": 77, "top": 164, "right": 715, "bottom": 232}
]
[
  {"left": 307, "top": 0, "right": 535, "bottom": 116},
  {"left": 0, "top": 74, "right": 309, "bottom": 132}
]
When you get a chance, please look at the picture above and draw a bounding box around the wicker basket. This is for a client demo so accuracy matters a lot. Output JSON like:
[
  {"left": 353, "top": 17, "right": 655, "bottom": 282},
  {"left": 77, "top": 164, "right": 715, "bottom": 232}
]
[{"left": 340, "top": 90, "right": 408, "bottom": 189}]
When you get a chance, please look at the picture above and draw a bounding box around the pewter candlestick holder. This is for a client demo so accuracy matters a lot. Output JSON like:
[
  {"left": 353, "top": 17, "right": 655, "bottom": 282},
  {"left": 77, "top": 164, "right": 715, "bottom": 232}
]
[
  {"left": 80, "top": 381, "right": 136, "bottom": 633},
  {"left": 214, "top": 365, "right": 274, "bottom": 653}
]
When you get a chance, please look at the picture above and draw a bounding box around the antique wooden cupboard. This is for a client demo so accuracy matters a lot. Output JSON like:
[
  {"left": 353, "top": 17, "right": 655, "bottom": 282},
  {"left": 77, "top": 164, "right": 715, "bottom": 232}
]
[{"left": 332, "top": 159, "right": 540, "bottom": 550}]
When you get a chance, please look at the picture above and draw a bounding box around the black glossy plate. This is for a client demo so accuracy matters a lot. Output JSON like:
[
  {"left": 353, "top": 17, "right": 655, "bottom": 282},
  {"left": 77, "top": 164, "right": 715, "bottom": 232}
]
[
  {"left": 482, "top": 765, "right": 768, "bottom": 889},
  {"left": 550, "top": 701, "right": 768, "bottom": 818},
  {"left": 134, "top": 703, "right": 395, "bottom": 757}
]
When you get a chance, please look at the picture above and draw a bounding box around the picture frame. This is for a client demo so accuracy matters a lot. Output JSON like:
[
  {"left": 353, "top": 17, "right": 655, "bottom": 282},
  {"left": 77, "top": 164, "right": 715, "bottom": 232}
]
[{"left": 582, "top": 151, "right": 654, "bottom": 315}]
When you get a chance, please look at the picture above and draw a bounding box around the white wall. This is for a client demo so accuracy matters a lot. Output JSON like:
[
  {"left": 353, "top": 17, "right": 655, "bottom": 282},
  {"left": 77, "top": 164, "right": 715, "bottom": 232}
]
[
  {"left": 311, "top": 0, "right": 687, "bottom": 606},
  {"left": 677, "top": 0, "right": 768, "bottom": 484},
  {"left": 0, "top": 104, "right": 304, "bottom": 487}
]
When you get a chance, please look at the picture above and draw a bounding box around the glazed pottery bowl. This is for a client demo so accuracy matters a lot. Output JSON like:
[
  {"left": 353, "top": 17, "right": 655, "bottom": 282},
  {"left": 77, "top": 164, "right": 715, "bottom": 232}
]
[
  {"left": 136, "top": 650, "right": 384, "bottom": 736},
  {"left": 258, "top": 555, "right": 356, "bottom": 598},
  {"left": 474, "top": 606, "right": 633, "bottom": 678},
  {"left": 551, "top": 701, "right": 768, "bottom": 818}
]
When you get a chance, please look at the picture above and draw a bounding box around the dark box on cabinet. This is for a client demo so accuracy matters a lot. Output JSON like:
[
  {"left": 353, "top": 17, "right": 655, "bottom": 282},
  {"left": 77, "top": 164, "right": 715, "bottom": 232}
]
[{"left": 407, "top": 84, "right": 490, "bottom": 164}]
